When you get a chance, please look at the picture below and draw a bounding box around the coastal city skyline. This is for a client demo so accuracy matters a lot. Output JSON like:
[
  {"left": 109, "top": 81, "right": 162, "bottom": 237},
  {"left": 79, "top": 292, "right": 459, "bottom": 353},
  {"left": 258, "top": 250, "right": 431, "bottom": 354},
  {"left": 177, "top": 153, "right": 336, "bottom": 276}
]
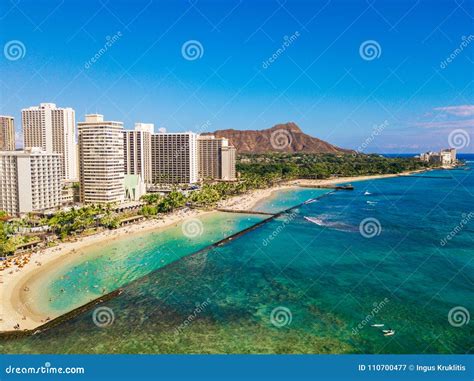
[
  {"left": 1, "top": 1, "right": 473, "bottom": 378},
  {"left": 1, "top": 0, "right": 473, "bottom": 153}
]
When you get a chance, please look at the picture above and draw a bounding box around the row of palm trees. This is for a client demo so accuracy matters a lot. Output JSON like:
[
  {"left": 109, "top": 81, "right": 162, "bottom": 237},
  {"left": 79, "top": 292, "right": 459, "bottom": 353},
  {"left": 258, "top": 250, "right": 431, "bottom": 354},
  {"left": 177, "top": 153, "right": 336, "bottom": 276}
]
[
  {"left": 46, "top": 204, "right": 119, "bottom": 239},
  {"left": 140, "top": 173, "right": 282, "bottom": 214}
]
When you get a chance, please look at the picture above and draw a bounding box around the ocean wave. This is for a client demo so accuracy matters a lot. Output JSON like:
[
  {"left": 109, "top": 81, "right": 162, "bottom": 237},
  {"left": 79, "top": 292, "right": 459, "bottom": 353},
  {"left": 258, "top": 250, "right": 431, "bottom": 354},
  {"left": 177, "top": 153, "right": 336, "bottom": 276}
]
[{"left": 303, "top": 216, "right": 356, "bottom": 232}]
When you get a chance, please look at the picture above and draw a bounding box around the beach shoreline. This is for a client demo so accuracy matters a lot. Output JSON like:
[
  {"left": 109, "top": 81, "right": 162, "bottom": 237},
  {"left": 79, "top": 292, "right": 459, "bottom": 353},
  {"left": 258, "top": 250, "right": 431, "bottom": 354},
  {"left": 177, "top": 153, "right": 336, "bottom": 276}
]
[{"left": 0, "top": 169, "right": 427, "bottom": 333}]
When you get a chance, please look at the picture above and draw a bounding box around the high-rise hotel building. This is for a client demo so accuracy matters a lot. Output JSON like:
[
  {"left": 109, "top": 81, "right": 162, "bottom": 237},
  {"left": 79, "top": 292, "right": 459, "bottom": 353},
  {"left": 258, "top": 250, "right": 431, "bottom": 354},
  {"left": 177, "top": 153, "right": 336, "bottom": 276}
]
[
  {"left": 22, "top": 103, "right": 77, "bottom": 181},
  {"left": 0, "top": 116, "right": 15, "bottom": 151},
  {"left": 124, "top": 123, "right": 153, "bottom": 184},
  {"left": 151, "top": 132, "right": 198, "bottom": 184},
  {"left": 197, "top": 135, "right": 236, "bottom": 181},
  {"left": 78, "top": 114, "right": 125, "bottom": 204},
  {"left": 221, "top": 144, "right": 237, "bottom": 181},
  {"left": 0, "top": 148, "right": 62, "bottom": 216}
]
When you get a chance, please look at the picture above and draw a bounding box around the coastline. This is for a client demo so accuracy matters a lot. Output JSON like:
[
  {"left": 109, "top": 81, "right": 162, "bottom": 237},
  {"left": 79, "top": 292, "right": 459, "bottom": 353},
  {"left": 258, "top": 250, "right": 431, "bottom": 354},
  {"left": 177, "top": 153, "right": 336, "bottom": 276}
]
[{"left": 0, "top": 169, "right": 428, "bottom": 333}]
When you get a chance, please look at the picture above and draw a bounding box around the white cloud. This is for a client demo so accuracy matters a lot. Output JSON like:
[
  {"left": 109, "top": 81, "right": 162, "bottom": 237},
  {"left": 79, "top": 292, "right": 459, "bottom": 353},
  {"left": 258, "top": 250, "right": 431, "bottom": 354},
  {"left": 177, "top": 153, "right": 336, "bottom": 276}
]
[{"left": 434, "top": 105, "right": 474, "bottom": 117}]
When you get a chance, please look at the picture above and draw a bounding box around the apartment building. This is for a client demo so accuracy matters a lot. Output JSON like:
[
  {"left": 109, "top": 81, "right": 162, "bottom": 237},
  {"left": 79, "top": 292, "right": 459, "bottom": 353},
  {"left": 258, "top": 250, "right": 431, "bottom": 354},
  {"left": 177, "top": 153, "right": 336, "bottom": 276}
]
[
  {"left": 151, "top": 132, "right": 198, "bottom": 185},
  {"left": 78, "top": 114, "right": 125, "bottom": 204},
  {"left": 0, "top": 148, "right": 62, "bottom": 216},
  {"left": 124, "top": 123, "right": 153, "bottom": 184},
  {"left": 197, "top": 135, "right": 237, "bottom": 181},
  {"left": 221, "top": 144, "right": 237, "bottom": 181},
  {"left": 0, "top": 115, "right": 15, "bottom": 151},
  {"left": 22, "top": 103, "right": 77, "bottom": 180},
  {"left": 420, "top": 148, "right": 457, "bottom": 166}
]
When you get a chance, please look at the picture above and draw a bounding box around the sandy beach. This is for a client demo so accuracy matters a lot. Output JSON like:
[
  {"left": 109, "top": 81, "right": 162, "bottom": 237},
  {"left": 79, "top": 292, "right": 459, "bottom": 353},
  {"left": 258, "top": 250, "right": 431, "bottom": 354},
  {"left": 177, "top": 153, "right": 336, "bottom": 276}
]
[{"left": 0, "top": 170, "right": 426, "bottom": 333}]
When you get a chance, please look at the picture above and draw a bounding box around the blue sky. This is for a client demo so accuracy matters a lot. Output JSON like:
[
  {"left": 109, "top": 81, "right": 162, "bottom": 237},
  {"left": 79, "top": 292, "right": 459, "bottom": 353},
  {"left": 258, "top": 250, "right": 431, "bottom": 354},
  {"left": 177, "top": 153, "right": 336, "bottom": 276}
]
[{"left": 1, "top": 0, "right": 473, "bottom": 152}]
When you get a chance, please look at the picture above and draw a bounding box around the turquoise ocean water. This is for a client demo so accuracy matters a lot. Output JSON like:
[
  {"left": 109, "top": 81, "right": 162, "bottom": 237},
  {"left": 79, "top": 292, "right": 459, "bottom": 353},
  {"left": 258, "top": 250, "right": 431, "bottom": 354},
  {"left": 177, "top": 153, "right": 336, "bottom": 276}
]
[{"left": 2, "top": 159, "right": 473, "bottom": 354}]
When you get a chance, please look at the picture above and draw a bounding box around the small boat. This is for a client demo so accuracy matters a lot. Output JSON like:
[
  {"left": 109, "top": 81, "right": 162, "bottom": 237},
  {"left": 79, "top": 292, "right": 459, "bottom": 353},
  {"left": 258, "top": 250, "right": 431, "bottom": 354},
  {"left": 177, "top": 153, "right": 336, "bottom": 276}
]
[
  {"left": 383, "top": 329, "right": 395, "bottom": 336},
  {"left": 371, "top": 324, "right": 384, "bottom": 327},
  {"left": 364, "top": 191, "right": 371, "bottom": 195}
]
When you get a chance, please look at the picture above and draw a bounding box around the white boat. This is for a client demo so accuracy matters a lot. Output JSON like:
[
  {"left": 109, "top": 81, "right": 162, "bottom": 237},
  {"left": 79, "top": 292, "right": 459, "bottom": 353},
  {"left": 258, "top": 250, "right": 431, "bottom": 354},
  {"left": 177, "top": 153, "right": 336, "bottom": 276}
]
[
  {"left": 371, "top": 324, "right": 384, "bottom": 327},
  {"left": 364, "top": 191, "right": 371, "bottom": 195},
  {"left": 383, "top": 329, "right": 395, "bottom": 336}
]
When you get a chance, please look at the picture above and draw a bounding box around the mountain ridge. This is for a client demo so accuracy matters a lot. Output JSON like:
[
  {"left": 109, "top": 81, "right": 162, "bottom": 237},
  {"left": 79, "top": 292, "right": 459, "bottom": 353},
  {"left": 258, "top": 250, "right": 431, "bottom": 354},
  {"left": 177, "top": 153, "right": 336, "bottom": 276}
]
[{"left": 209, "top": 122, "right": 352, "bottom": 154}]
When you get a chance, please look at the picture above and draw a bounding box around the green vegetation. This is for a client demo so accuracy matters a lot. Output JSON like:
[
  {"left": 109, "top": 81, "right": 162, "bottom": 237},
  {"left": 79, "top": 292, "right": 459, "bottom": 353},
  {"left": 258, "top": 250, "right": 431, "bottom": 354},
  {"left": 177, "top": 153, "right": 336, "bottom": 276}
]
[
  {"left": 0, "top": 205, "right": 121, "bottom": 255},
  {"left": 1, "top": 153, "right": 432, "bottom": 255},
  {"left": 237, "top": 153, "right": 431, "bottom": 179},
  {"left": 47, "top": 205, "right": 119, "bottom": 239}
]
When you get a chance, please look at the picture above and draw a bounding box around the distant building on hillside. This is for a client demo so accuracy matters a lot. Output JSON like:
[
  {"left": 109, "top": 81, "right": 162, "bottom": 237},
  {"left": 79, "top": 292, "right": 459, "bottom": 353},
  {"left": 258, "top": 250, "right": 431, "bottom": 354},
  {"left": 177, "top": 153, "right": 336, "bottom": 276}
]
[
  {"left": 0, "top": 116, "right": 15, "bottom": 151},
  {"left": 0, "top": 148, "right": 62, "bottom": 216},
  {"left": 419, "top": 148, "right": 456, "bottom": 166},
  {"left": 78, "top": 114, "right": 125, "bottom": 204}
]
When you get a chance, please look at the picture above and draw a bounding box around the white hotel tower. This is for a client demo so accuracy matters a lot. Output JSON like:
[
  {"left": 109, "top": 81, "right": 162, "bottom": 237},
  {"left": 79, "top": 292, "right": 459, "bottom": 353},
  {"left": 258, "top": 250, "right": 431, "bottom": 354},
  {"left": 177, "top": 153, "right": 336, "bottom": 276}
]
[
  {"left": 0, "top": 148, "right": 62, "bottom": 216},
  {"left": 22, "top": 103, "right": 77, "bottom": 181},
  {"left": 123, "top": 123, "right": 153, "bottom": 184},
  {"left": 77, "top": 114, "right": 125, "bottom": 204}
]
